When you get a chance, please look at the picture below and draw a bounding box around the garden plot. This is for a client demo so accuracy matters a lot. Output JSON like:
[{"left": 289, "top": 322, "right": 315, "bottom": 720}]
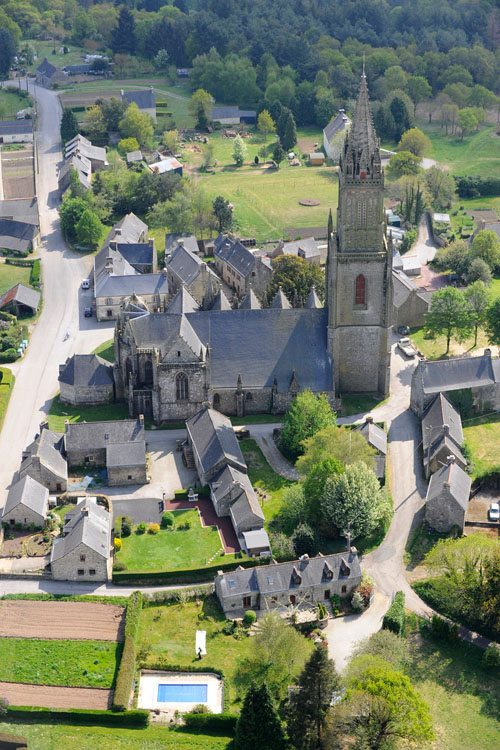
[
  {"left": 1, "top": 144, "right": 35, "bottom": 199},
  {"left": 0, "top": 682, "right": 111, "bottom": 710},
  {"left": 0, "top": 600, "right": 125, "bottom": 641}
]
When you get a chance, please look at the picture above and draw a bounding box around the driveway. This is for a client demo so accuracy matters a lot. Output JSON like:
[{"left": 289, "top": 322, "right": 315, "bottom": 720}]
[{"left": 326, "top": 591, "right": 389, "bottom": 672}]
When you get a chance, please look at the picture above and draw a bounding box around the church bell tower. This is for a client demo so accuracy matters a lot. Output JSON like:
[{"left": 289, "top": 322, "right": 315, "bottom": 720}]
[{"left": 326, "top": 71, "right": 392, "bottom": 397}]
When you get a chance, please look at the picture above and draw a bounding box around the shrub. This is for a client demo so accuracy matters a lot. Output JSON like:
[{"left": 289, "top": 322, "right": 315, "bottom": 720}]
[
  {"left": 317, "top": 602, "right": 328, "bottom": 620},
  {"left": 0, "top": 349, "right": 18, "bottom": 363},
  {"left": 113, "top": 561, "right": 127, "bottom": 571},
  {"left": 382, "top": 591, "right": 405, "bottom": 635},
  {"left": 112, "top": 591, "right": 142, "bottom": 711},
  {"left": 183, "top": 713, "right": 237, "bottom": 734},
  {"left": 161, "top": 511, "right": 175, "bottom": 528},
  {"left": 351, "top": 591, "right": 365, "bottom": 612},
  {"left": 114, "top": 538, "right": 122, "bottom": 551},
  {"left": 136, "top": 522, "right": 147, "bottom": 534},
  {"left": 482, "top": 642, "right": 500, "bottom": 669},
  {"left": 118, "top": 137, "right": 139, "bottom": 155},
  {"left": 6, "top": 706, "right": 148, "bottom": 728},
  {"left": 29, "top": 259, "right": 40, "bottom": 286},
  {"left": 148, "top": 523, "right": 160, "bottom": 534},
  {"left": 243, "top": 610, "right": 256, "bottom": 627},
  {"left": 190, "top": 703, "right": 212, "bottom": 714},
  {"left": 430, "top": 613, "right": 451, "bottom": 639},
  {"left": 120, "top": 516, "right": 132, "bottom": 537}
]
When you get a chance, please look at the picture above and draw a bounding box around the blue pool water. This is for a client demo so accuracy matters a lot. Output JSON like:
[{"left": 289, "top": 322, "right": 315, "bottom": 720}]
[{"left": 157, "top": 683, "right": 208, "bottom": 703}]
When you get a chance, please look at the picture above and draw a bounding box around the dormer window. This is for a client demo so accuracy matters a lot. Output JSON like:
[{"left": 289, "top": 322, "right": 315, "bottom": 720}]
[{"left": 177, "top": 351, "right": 181, "bottom": 357}]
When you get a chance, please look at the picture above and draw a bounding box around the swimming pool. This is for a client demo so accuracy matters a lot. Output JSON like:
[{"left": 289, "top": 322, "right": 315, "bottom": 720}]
[{"left": 157, "top": 683, "right": 208, "bottom": 703}]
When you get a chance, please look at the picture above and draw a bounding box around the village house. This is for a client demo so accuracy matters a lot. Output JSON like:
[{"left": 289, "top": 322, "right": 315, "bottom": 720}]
[
  {"left": 0, "top": 120, "right": 33, "bottom": 144},
  {"left": 2, "top": 475, "right": 48, "bottom": 529},
  {"left": 215, "top": 550, "right": 362, "bottom": 615},
  {"left": 0, "top": 284, "right": 40, "bottom": 317},
  {"left": 95, "top": 271, "right": 169, "bottom": 322},
  {"left": 58, "top": 153, "right": 92, "bottom": 195},
  {"left": 19, "top": 423, "right": 68, "bottom": 493},
  {"left": 35, "top": 58, "right": 68, "bottom": 88},
  {"left": 425, "top": 457, "right": 471, "bottom": 532},
  {"left": 213, "top": 236, "right": 272, "bottom": 297},
  {"left": 121, "top": 88, "right": 156, "bottom": 121},
  {"left": 58, "top": 354, "right": 114, "bottom": 406},
  {"left": 210, "top": 106, "right": 256, "bottom": 125},
  {"left": 354, "top": 416, "right": 387, "bottom": 480},
  {"left": 50, "top": 500, "right": 112, "bottom": 581},
  {"left": 0, "top": 218, "right": 40, "bottom": 255},
  {"left": 165, "top": 233, "right": 199, "bottom": 258},
  {"left": 268, "top": 237, "right": 321, "bottom": 266},
  {"left": 0, "top": 197, "right": 38, "bottom": 226},
  {"left": 165, "top": 243, "right": 220, "bottom": 304},
  {"left": 421, "top": 393, "right": 466, "bottom": 478},
  {"left": 65, "top": 134, "right": 107, "bottom": 172}
]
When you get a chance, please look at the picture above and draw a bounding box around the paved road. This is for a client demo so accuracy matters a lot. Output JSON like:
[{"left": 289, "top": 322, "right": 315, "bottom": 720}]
[
  {"left": 410, "top": 213, "right": 439, "bottom": 266},
  {"left": 0, "top": 82, "right": 111, "bottom": 509}
]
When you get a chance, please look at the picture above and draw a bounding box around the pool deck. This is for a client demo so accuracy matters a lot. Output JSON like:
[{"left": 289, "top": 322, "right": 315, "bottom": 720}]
[{"left": 137, "top": 670, "right": 224, "bottom": 714}]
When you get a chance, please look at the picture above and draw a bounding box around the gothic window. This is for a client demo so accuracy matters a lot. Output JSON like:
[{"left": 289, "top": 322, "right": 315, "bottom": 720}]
[
  {"left": 357, "top": 200, "right": 367, "bottom": 228},
  {"left": 176, "top": 372, "right": 189, "bottom": 401},
  {"left": 213, "top": 393, "right": 221, "bottom": 409},
  {"left": 144, "top": 359, "right": 153, "bottom": 386},
  {"left": 246, "top": 392, "right": 253, "bottom": 401},
  {"left": 125, "top": 357, "right": 133, "bottom": 384},
  {"left": 354, "top": 274, "right": 366, "bottom": 306}
]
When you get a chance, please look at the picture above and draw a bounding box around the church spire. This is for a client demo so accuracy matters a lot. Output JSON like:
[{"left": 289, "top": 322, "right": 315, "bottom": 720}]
[{"left": 349, "top": 71, "right": 377, "bottom": 160}]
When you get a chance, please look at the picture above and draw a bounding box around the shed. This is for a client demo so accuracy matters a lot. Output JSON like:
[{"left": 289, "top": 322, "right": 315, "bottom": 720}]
[
  {"left": 309, "top": 152, "right": 325, "bottom": 165},
  {"left": 0, "top": 283, "right": 40, "bottom": 316}
]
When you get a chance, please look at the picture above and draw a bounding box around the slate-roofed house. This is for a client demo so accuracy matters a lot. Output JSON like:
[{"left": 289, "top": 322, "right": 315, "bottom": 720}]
[
  {"left": 64, "top": 417, "right": 146, "bottom": 485},
  {"left": 0, "top": 120, "right": 34, "bottom": 143},
  {"left": 116, "top": 242, "right": 156, "bottom": 273},
  {"left": 35, "top": 58, "right": 68, "bottom": 88},
  {"left": 165, "top": 234, "right": 200, "bottom": 258},
  {"left": 165, "top": 244, "right": 220, "bottom": 304},
  {"left": 211, "top": 106, "right": 256, "bottom": 125},
  {"left": 65, "top": 134, "right": 107, "bottom": 172},
  {"left": 425, "top": 457, "right": 471, "bottom": 532},
  {"left": 58, "top": 354, "right": 114, "bottom": 406},
  {"left": 2, "top": 475, "right": 48, "bottom": 529},
  {"left": 121, "top": 88, "right": 156, "bottom": 121},
  {"left": 392, "top": 269, "right": 430, "bottom": 329},
  {"left": 100, "top": 213, "right": 148, "bottom": 254},
  {"left": 354, "top": 416, "right": 387, "bottom": 479},
  {"left": 20, "top": 423, "right": 68, "bottom": 493},
  {"left": 410, "top": 349, "right": 500, "bottom": 416},
  {"left": 0, "top": 283, "right": 40, "bottom": 316},
  {"left": 215, "top": 550, "right": 361, "bottom": 615},
  {"left": 58, "top": 153, "right": 92, "bottom": 195},
  {"left": 210, "top": 465, "right": 265, "bottom": 535},
  {"left": 95, "top": 271, "right": 169, "bottom": 322},
  {"left": 126, "top": 149, "right": 143, "bottom": 164},
  {"left": 50, "top": 500, "right": 112, "bottom": 581},
  {"left": 213, "top": 236, "right": 272, "bottom": 296},
  {"left": 0, "top": 198, "right": 38, "bottom": 226},
  {"left": 0, "top": 219, "right": 40, "bottom": 255},
  {"left": 323, "top": 109, "right": 351, "bottom": 162},
  {"left": 186, "top": 407, "right": 246, "bottom": 484},
  {"left": 269, "top": 237, "right": 321, "bottom": 266},
  {"left": 421, "top": 393, "right": 466, "bottom": 478}
]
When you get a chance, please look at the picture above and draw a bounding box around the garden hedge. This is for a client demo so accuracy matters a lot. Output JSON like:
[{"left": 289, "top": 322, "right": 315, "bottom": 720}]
[
  {"left": 382, "top": 590, "right": 405, "bottom": 635},
  {"left": 112, "top": 591, "right": 143, "bottom": 711},
  {"left": 183, "top": 713, "right": 237, "bottom": 734},
  {"left": 7, "top": 706, "right": 149, "bottom": 728},
  {"left": 4, "top": 258, "right": 34, "bottom": 268},
  {"left": 113, "top": 558, "right": 263, "bottom": 586},
  {"left": 30, "top": 259, "right": 41, "bottom": 286}
]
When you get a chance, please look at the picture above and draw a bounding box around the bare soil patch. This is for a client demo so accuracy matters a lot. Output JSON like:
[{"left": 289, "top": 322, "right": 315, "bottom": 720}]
[
  {"left": 0, "top": 681, "right": 112, "bottom": 709},
  {"left": 1, "top": 145, "right": 35, "bottom": 199},
  {"left": 0, "top": 600, "right": 125, "bottom": 641}
]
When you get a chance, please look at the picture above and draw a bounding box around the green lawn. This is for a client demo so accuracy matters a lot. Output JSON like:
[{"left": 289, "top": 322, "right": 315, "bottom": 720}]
[
  {"left": 0, "top": 638, "right": 121, "bottom": 688},
  {"left": 92, "top": 339, "right": 114, "bottom": 363},
  {"left": 419, "top": 121, "right": 500, "bottom": 178},
  {"left": 117, "top": 511, "right": 225, "bottom": 572},
  {"left": 463, "top": 411, "right": 500, "bottom": 479},
  {"left": 238, "top": 438, "right": 294, "bottom": 526},
  {"left": 0, "top": 722, "right": 231, "bottom": 749},
  {"left": 47, "top": 394, "right": 129, "bottom": 433},
  {"left": 23, "top": 41, "right": 86, "bottom": 74},
  {"left": 0, "top": 88, "right": 33, "bottom": 119},
  {"left": 340, "top": 394, "right": 388, "bottom": 417},
  {"left": 407, "top": 630, "right": 500, "bottom": 750},
  {"left": 0, "top": 262, "right": 32, "bottom": 297},
  {"left": 409, "top": 326, "right": 489, "bottom": 361}
]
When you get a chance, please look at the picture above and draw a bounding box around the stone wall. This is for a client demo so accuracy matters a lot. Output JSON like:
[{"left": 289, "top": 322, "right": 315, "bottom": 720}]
[
  {"left": 19, "top": 460, "right": 67, "bottom": 493},
  {"left": 67, "top": 447, "right": 107, "bottom": 468},
  {"left": 425, "top": 488, "right": 466, "bottom": 533},
  {"left": 51, "top": 541, "right": 111, "bottom": 582},
  {"left": 2, "top": 505, "right": 46, "bottom": 528},
  {"left": 60, "top": 382, "right": 113, "bottom": 407},
  {"left": 393, "top": 290, "right": 429, "bottom": 329},
  {"left": 96, "top": 290, "right": 168, "bottom": 322},
  {"left": 107, "top": 464, "right": 147, "bottom": 486}
]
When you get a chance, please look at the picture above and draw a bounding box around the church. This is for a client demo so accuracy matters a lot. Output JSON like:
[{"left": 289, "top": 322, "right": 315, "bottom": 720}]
[{"left": 112, "top": 73, "right": 393, "bottom": 424}]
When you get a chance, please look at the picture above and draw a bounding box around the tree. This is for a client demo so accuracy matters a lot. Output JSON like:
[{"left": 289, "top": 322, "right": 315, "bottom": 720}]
[
  {"left": 351, "top": 630, "right": 409, "bottom": 671},
  {"left": 189, "top": 89, "right": 213, "bottom": 130},
  {"left": 425, "top": 287, "right": 474, "bottom": 353},
  {"left": 232, "top": 134, "right": 247, "bottom": 167},
  {"left": 148, "top": 190, "right": 193, "bottom": 233},
  {"left": 119, "top": 103, "right": 154, "bottom": 147},
  {"left": 291, "top": 522, "right": 318, "bottom": 557},
  {"left": 266, "top": 255, "right": 324, "bottom": 308},
  {"left": 321, "top": 462, "right": 390, "bottom": 540},
  {"left": 287, "top": 645, "right": 340, "bottom": 750},
  {"left": 389, "top": 150, "right": 421, "bottom": 176},
  {"left": 278, "top": 484, "right": 307, "bottom": 535},
  {"left": 281, "top": 111, "right": 297, "bottom": 151},
  {"left": 280, "top": 389, "right": 336, "bottom": 462},
  {"left": 273, "top": 142, "right": 286, "bottom": 167},
  {"left": 234, "top": 682, "right": 285, "bottom": 750},
  {"left": 390, "top": 95, "right": 412, "bottom": 142},
  {"left": 467, "top": 257, "right": 492, "bottom": 286},
  {"left": 59, "top": 197, "right": 87, "bottom": 241},
  {"left": 60, "top": 108, "right": 79, "bottom": 144},
  {"left": 98, "top": 97, "right": 127, "bottom": 132},
  {"left": 458, "top": 108, "right": 478, "bottom": 140},
  {"left": 111, "top": 6, "right": 136, "bottom": 55},
  {"left": 471, "top": 230, "right": 500, "bottom": 272},
  {"left": 486, "top": 296, "right": 500, "bottom": 346},
  {"left": 154, "top": 49, "right": 169, "bottom": 71},
  {"left": 303, "top": 457, "right": 344, "bottom": 525},
  {"left": 425, "top": 166, "right": 455, "bottom": 209},
  {"left": 465, "top": 281, "right": 490, "bottom": 346},
  {"left": 0, "top": 29, "right": 16, "bottom": 78},
  {"left": 84, "top": 105, "right": 106, "bottom": 141},
  {"left": 75, "top": 209, "right": 103, "bottom": 248},
  {"left": 163, "top": 129, "right": 180, "bottom": 154},
  {"left": 257, "top": 109, "right": 275, "bottom": 142},
  {"left": 434, "top": 239, "right": 470, "bottom": 277},
  {"left": 212, "top": 196, "right": 233, "bottom": 233},
  {"left": 297, "top": 426, "right": 376, "bottom": 477},
  {"left": 397, "top": 127, "right": 431, "bottom": 157},
  {"left": 407, "top": 75, "right": 432, "bottom": 113},
  {"left": 118, "top": 137, "right": 139, "bottom": 155}
]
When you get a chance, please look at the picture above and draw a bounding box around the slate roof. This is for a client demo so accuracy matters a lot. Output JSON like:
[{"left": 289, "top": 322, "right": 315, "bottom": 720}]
[
  {"left": 36, "top": 58, "right": 57, "bottom": 77},
  {"left": 270, "top": 288, "right": 292, "bottom": 309},
  {"left": 214, "top": 239, "right": 255, "bottom": 278},
  {"left": 426, "top": 461, "right": 471, "bottom": 511},
  {"left": 0, "top": 283, "right": 40, "bottom": 312},
  {"left": 64, "top": 64, "right": 92, "bottom": 74},
  {"left": 21, "top": 429, "right": 67, "bottom": 481},
  {"left": 121, "top": 89, "right": 156, "bottom": 110},
  {"left": 128, "top": 308, "right": 333, "bottom": 391},
  {"left": 106, "top": 441, "right": 146, "bottom": 468},
  {"left": 0, "top": 120, "right": 33, "bottom": 136},
  {"left": 96, "top": 273, "right": 168, "bottom": 299},
  {"left": 242, "top": 528, "right": 271, "bottom": 550},
  {"left": 165, "top": 233, "right": 199, "bottom": 256},
  {"left": 240, "top": 289, "right": 261, "bottom": 309},
  {"left": 211, "top": 464, "right": 264, "bottom": 527},
  {"left": 421, "top": 393, "right": 465, "bottom": 468},
  {"left": 0, "top": 219, "right": 38, "bottom": 253},
  {"left": 129, "top": 312, "right": 204, "bottom": 359},
  {"left": 212, "top": 288, "right": 231, "bottom": 310},
  {"left": 0, "top": 198, "right": 38, "bottom": 226},
  {"left": 211, "top": 106, "right": 240, "bottom": 120},
  {"left": 51, "top": 500, "right": 111, "bottom": 563},
  {"left": 116, "top": 242, "right": 153, "bottom": 269},
  {"left": 419, "top": 353, "right": 496, "bottom": 394},
  {"left": 65, "top": 419, "right": 144, "bottom": 453},
  {"left": 59, "top": 354, "right": 113, "bottom": 388},
  {"left": 323, "top": 110, "right": 351, "bottom": 142},
  {"left": 281, "top": 237, "right": 319, "bottom": 259},
  {"left": 3, "top": 476, "right": 48, "bottom": 519},
  {"left": 94, "top": 247, "right": 138, "bottom": 289},
  {"left": 166, "top": 244, "right": 218, "bottom": 286},
  {"left": 167, "top": 286, "right": 200, "bottom": 314},
  {"left": 65, "top": 134, "right": 106, "bottom": 165},
  {"left": 101, "top": 213, "right": 148, "bottom": 251},
  {"left": 355, "top": 419, "right": 387, "bottom": 455},
  {"left": 126, "top": 150, "right": 143, "bottom": 163},
  {"left": 304, "top": 287, "right": 322, "bottom": 308},
  {"left": 217, "top": 550, "right": 361, "bottom": 597},
  {"left": 186, "top": 407, "right": 246, "bottom": 477}
]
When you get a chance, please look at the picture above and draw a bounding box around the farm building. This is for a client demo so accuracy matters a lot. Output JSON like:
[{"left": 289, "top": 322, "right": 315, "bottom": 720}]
[
  {"left": 0, "top": 218, "right": 40, "bottom": 255},
  {"left": 121, "top": 88, "right": 156, "bottom": 121},
  {"left": 309, "top": 152, "right": 325, "bottom": 165},
  {"left": 211, "top": 106, "right": 256, "bottom": 125},
  {"left": 0, "top": 283, "right": 40, "bottom": 316},
  {"left": 148, "top": 157, "right": 183, "bottom": 176},
  {"left": 0, "top": 120, "right": 33, "bottom": 144}
]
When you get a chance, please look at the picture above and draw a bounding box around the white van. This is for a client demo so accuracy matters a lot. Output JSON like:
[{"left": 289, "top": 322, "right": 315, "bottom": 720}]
[{"left": 81, "top": 278, "right": 90, "bottom": 290}]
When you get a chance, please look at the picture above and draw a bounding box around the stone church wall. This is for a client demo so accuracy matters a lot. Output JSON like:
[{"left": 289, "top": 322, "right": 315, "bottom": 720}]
[{"left": 60, "top": 382, "right": 113, "bottom": 407}]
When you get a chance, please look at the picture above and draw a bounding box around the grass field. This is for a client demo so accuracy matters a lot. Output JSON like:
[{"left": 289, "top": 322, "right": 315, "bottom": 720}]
[
  {"left": 0, "top": 638, "right": 121, "bottom": 688},
  {"left": 418, "top": 121, "right": 500, "bottom": 178},
  {"left": 92, "top": 339, "right": 114, "bottom": 363},
  {"left": 238, "top": 438, "right": 294, "bottom": 525},
  {"left": 0, "top": 722, "right": 231, "bottom": 749},
  {"left": 22, "top": 41, "right": 85, "bottom": 74},
  {"left": 47, "top": 394, "right": 129, "bottom": 433},
  {"left": 0, "top": 88, "right": 33, "bottom": 119},
  {"left": 117, "top": 511, "right": 224, "bottom": 572},
  {"left": 463, "top": 411, "right": 500, "bottom": 478},
  {"left": 0, "top": 262, "right": 32, "bottom": 297}
]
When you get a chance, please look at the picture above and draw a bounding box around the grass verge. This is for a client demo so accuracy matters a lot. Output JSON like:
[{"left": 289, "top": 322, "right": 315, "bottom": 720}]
[
  {"left": 0, "top": 367, "right": 14, "bottom": 432},
  {"left": 91, "top": 339, "right": 114, "bottom": 363},
  {"left": 238, "top": 438, "right": 294, "bottom": 525}
]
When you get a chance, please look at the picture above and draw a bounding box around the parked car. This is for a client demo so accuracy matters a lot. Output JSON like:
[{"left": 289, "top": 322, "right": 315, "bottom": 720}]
[
  {"left": 84, "top": 307, "right": 93, "bottom": 318},
  {"left": 488, "top": 502, "right": 499, "bottom": 522},
  {"left": 81, "top": 278, "right": 90, "bottom": 290},
  {"left": 397, "top": 325, "right": 410, "bottom": 335},
  {"left": 397, "top": 337, "right": 418, "bottom": 358}
]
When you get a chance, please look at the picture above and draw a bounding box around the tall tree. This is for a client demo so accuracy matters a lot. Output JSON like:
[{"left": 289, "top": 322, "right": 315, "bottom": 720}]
[
  {"left": 425, "top": 166, "right": 455, "bottom": 209},
  {"left": 486, "top": 296, "right": 500, "bottom": 347},
  {"left": 97, "top": 97, "right": 127, "bottom": 132},
  {"left": 471, "top": 230, "right": 500, "bottom": 272},
  {"left": 407, "top": 75, "right": 432, "bottom": 113},
  {"left": 212, "top": 196, "right": 233, "bottom": 232},
  {"left": 273, "top": 142, "right": 286, "bottom": 167},
  {"left": 111, "top": 6, "right": 136, "bottom": 55},
  {"left": 119, "top": 103, "right": 154, "bottom": 146},
  {"left": 287, "top": 645, "right": 340, "bottom": 750},
  {"left": 297, "top": 426, "right": 376, "bottom": 477},
  {"left": 465, "top": 280, "right": 490, "bottom": 346},
  {"left": 397, "top": 127, "right": 431, "bottom": 157},
  {"left": 266, "top": 255, "right": 324, "bottom": 308},
  {"left": 303, "top": 457, "right": 344, "bottom": 525},
  {"left": 280, "top": 389, "right": 336, "bottom": 463},
  {"left": 458, "top": 108, "right": 478, "bottom": 140},
  {"left": 257, "top": 109, "right": 275, "bottom": 142},
  {"left": 232, "top": 134, "right": 247, "bottom": 167},
  {"left": 60, "top": 108, "right": 79, "bottom": 144},
  {"left": 281, "top": 111, "right": 297, "bottom": 151},
  {"left": 0, "top": 29, "right": 16, "bottom": 79},
  {"left": 75, "top": 209, "right": 103, "bottom": 248},
  {"left": 235, "top": 682, "right": 285, "bottom": 750},
  {"left": 188, "top": 89, "right": 213, "bottom": 129},
  {"left": 84, "top": 105, "right": 106, "bottom": 141},
  {"left": 425, "top": 286, "right": 474, "bottom": 353}
]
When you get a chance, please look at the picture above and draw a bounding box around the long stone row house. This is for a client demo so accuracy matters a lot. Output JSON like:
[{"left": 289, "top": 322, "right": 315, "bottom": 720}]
[
  {"left": 58, "top": 134, "right": 107, "bottom": 195},
  {"left": 185, "top": 406, "right": 270, "bottom": 556}
]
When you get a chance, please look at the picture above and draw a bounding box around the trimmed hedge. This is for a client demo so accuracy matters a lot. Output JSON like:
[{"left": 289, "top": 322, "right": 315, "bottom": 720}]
[
  {"left": 7, "top": 705, "right": 148, "bottom": 728},
  {"left": 382, "top": 591, "right": 405, "bottom": 635},
  {"left": 1, "top": 592, "right": 129, "bottom": 606},
  {"left": 183, "top": 713, "right": 237, "bottom": 734},
  {"left": 4, "top": 258, "right": 34, "bottom": 267},
  {"left": 112, "top": 591, "right": 143, "bottom": 711},
  {"left": 30, "top": 259, "right": 41, "bottom": 286},
  {"left": 113, "top": 557, "right": 260, "bottom": 586}
]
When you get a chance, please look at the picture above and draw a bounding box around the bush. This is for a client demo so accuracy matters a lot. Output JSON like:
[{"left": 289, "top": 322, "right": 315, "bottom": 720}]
[
  {"left": 148, "top": 523, "right": 160, "bottom": 534},
  {"left": 120, "top": 516, "right": 133, "bottom": 537},
  {"left": 161, "top": 511, "right": 175, "bottom": 528},
  {"left": 0, "top": 349, "right": 18, "bottom": 363},
  {"left": 136, "top": 522, "right": 147, "bottom": 534},
  {"left": 482, "top": 642, "right": 500, "bottom": 669},
  {"left": 114, "top": 538, "right": 122, "bottom": 551},
  {"left": 118, "top": 137, "right": 140, "bottom": 155},
  {"left": 113, "top": 561, "right": 127, "bottom": 571},
  {"left": 430, "top": 613, "right": 451, "bottom": 639},
  {"left": 190, "top": 703, "right": 212, "bottom": 714},
  {"left": 29, "top": 259, "right": 41, "bottom": 286},
  {"left": 183, "top": 713, "right": 237, "bottom": 734},
  {"left": 112, "top": 591, "right": 142, "bottom": 711},
  {"left": 6, "top": 705, "right": 148, "bottom": 728},
  {"left": 243, "top": 610, "right": 256, "bottom": 627},
  {"left": 317, "top": 602, "right": 328, "bottom": 620},
  {"left": 351, "top": 591, "right": 365, "bottom": 612},
  {"left": 382, "top": 591, "right": 405, "bottom": 635}
]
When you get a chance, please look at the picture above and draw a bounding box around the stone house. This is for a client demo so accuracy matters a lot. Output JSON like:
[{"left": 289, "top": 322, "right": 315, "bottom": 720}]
[
  {"left": 121, "top": 88, "right": 156, "bottom": 121},
  {"left": 269, "top": 237, "right": 321, "bottom": 266},
  {"left": 215, "top": 550, "right": 361, "bottom": 615},
  {"left": 210, "top": 465, "right": 265, "bottom": 536},
  {"left": 58, "top": 354, "right": 114, "bottom": 406},
  {"left": 0, "top": 198, "right": 39, "bottom": 227},
  {"left": 0, "top": 120, "right": 34, "bottom": 144},
  {"left": 106, "top": 441, "right": 148, "bottom": 486},
  {"left": 392, "top": 269, "right": 430, "bottom": 329},
  {"left": 425, "top": 457, "right": 471, "bottom": 532},
  {"left": 165, "top": 244, "right": 220, "bottom": 305},
  {"left": 323, "top": 109, "right": 351, "bottom": 163},
  {"left": 421, "top": 393, "right": 466, "bottom": 478},
  {"left": 165, "top": 233, "right": 199, "bottom": 258},
  {"left": 65, "top": 134, "right": 107, "bottom": 172},
  {"left": 58, "top": 153, "right": 92, "bottom": 195},
  {"left": 0, "top": 284, "right": 40, "bottom": 316},
  {"left": 0, "top": 219, "right": 40, "bottom": 255},
  {"left": 354, "top": 416, "right": 387, "bottom": 480},
  {"left": 95, "top": 271, "right": 169, "bottom": 322},
  {"left": 50, "top": 500, "right": 112, "bottom": 581},
  {"left": 2, "top": 475, "right": 48, "bottom": 528},
  {"left": 35, "top": 58, "right": 68, "bottom": 88},
  {"left": 213, "top": 236, "right": 272, "bottom": 297},
  {"left": 19, "top": 423, "right": 68, "bottom": 493}
]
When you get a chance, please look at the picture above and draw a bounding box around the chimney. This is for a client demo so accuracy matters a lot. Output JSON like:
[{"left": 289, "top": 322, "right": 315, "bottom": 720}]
[
  {"left": 139, "top": 414, "right": 144, "bottom": 427},
  {"left": 485, "top": 348, "right": 492, "bottom": 357},
  {"left": 365, "top": 416, "right": 374, "bottom": 424},
  {"left": 115, "top": 228, "right": 122, "bottom": 236},
  {"left": 39, "top": 420, "right": 48, "bottom": 434},
  {"left": 120, "top": 89, "right": 124, "bottom": 96},
  {"left": 447, "top": 455, "right": 455, "bottom": 464},
  {"left": 82, "top": 507, "right": 89, "bottom": 517},
  {"left": 442, "top": 423, "right": 450, "bottom": 436}
]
